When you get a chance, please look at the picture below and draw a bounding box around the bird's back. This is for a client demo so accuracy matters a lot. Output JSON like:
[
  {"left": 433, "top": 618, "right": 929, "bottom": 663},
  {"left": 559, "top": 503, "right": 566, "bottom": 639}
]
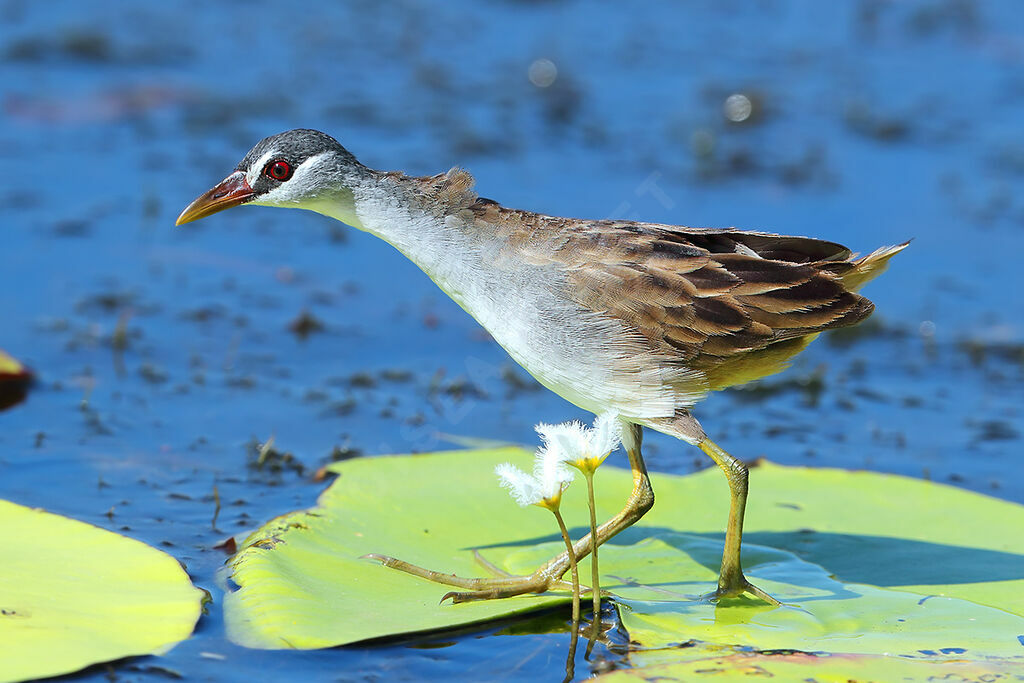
[
  {"left": 403, "top": 169, "right": 907, "bottom": 410},
  {"left": 461, "top": 197, "right": 907, "bottom": 393}
]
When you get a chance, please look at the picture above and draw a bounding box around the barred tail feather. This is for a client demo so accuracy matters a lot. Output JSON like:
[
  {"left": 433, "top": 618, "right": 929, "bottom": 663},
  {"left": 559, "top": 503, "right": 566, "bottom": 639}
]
[{"left": 840, "top": 241, "right": 910, "bottom": 292}]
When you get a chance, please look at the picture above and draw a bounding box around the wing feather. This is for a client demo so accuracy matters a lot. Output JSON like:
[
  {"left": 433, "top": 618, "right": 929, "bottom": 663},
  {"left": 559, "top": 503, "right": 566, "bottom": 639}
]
[
  {"left": 456, "top": 201, "right": 899, "bottom": 394},
  {"left": 550, "top": 219, "right": 876, "bottom": 368}
]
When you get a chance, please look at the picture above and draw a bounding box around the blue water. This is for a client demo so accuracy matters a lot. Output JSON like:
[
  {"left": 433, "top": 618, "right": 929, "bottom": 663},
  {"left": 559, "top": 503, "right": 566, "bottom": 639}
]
[{"left": 1, "top": 1, "right": 1022, "bottom": 680}]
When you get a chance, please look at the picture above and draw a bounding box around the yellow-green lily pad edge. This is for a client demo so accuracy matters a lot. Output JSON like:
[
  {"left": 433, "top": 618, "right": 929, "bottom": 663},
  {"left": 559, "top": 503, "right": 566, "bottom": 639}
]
[{"left": 0, "top": 499, "right": 205, "bottom": 683}]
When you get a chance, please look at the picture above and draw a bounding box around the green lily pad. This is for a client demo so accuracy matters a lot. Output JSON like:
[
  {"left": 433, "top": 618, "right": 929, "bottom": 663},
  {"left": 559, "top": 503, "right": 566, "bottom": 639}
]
[
  {"left": 0, "top": 350, "right": 27, "bottom": 377},
  {"left": 224, "top": 448, "right": 1024, "bottom": 676},
  {"left": 0, "top": 499, "right": 205, "bottom": 683},
  {"left": 224, "top": 448, "right": 568, "bottom": 649},
  {"left": 596, "top": 651, "right": 1024, "bottom": 682},
  {"left": 505, "top": 535, "right": 1024, "bottom": 664}
]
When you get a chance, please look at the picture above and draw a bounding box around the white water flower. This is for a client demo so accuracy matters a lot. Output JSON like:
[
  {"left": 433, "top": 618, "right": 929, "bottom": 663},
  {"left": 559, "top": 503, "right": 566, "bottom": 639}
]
[
  {"left": 537, "top": 412, "right": 622, "bottom": 473},
  {"left": 495, "top": 446, "right": 574, "bottom": 509},
  {"left": 495, "top": 440, "right": 583, "bottom": 631},
  {"left": 536, "top": 412, "right": 622, "bottom": 637}
]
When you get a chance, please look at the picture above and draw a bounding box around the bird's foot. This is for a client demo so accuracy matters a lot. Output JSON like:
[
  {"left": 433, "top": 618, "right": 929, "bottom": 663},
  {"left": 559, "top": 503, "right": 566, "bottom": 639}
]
[
  {"left": 702, "top": 572, "right": 781, "bottom": 607},
  {"left": 441, "top": 577, "right": 581, "bottom": 604},
  {"left": 362, "top": 552, "right": 579, "bottom": 604}
]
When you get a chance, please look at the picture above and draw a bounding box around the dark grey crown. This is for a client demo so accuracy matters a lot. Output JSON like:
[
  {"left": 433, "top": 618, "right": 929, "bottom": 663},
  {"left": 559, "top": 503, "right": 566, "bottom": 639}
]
[
  {"left": 236, "top": 129, "right": 369, "bottom": 200},
  {"left": 237, "top": 129, "right": 360, "bottom": 173}
]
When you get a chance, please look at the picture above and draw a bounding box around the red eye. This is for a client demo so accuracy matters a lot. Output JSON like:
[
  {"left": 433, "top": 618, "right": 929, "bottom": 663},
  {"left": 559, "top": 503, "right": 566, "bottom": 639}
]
[{"left": 265, "top": 159, "right": 292, "bottom": 181}]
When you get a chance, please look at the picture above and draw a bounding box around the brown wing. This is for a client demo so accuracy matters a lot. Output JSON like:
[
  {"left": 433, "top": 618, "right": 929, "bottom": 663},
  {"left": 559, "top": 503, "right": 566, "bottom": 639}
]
[
  {"left": 530, "top": 217, "right": 874, "bottom": 372},
  {"left": 438, "top": 179, "right": 902, "bottom": 393}
]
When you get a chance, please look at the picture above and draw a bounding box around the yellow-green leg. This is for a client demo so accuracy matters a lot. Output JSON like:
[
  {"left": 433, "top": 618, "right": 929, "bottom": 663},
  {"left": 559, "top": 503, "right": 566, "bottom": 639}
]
[{"left": 698, "top": 437, "right": 780, "bottom": 606}]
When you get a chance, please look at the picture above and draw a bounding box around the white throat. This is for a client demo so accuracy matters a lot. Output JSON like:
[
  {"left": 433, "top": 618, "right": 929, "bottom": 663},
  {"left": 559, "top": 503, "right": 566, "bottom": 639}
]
[{"left": 310, "top": 177, "right": 479, "bottom": 301}]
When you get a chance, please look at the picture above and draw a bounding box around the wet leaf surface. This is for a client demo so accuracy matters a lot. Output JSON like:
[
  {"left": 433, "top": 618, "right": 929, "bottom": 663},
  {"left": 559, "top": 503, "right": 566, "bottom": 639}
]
[
  {"left": 225, "top": 448, "right": 1024, "bottom": 677},
  {"left": 598, "top": 652, "right": 1024, "bottom": 682}
]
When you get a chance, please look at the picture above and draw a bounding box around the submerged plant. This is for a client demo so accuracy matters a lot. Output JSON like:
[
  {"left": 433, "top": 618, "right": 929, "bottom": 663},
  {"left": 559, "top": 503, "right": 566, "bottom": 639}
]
[{"left": 537, "top": 412, "right": 622, "bottom": 640}]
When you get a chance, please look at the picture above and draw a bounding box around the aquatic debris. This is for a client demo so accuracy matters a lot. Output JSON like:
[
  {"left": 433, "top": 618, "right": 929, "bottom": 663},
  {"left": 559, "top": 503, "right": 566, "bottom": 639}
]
[{"left": 0, "top": 349, "right": 33, "bottom": 411}]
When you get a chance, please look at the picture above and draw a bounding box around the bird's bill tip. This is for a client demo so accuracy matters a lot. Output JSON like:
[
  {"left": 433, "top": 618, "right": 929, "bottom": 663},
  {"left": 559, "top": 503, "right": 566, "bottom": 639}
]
[{"left": 175, "top": 171, "right": 256, "bottom": 226}]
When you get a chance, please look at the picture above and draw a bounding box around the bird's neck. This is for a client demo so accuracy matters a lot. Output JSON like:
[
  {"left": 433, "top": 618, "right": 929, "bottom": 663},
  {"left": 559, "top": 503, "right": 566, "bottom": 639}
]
[{"left": 308, "top": 172, "right": 487, "bottom": 298}]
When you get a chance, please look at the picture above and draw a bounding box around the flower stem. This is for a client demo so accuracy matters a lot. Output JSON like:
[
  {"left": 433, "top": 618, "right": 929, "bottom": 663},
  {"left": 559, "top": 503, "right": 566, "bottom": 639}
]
[
  {"left": 583, "top": 470, "right": 601, "bottom": 615},
  {"left": 583, "top": 469, "right": 600, "bottom": 654},
  {"left": 551, "top": 507, "right": 580, "bottom": 623}
]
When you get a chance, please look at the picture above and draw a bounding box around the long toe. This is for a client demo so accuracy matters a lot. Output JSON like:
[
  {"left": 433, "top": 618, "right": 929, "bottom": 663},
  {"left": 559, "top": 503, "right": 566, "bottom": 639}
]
[
  {"left": 442, "top": 578, "right": 550, "bottom": 604},
  {"left": 705, "top": 574, "right": 781, "bottom": 607},
  {"left": 363, "top": 551, "right": 567, "bottom": 603},
  {"left": 739, "top": 578, "right": 781, "bottom": 606}
]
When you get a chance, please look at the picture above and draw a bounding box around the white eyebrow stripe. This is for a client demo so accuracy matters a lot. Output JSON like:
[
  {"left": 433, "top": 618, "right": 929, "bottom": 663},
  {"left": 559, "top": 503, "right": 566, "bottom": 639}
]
[
  {"left": 298, "top": 152, "right": 331, "bottom": 177},
  {"left": 248, "top": 151, "right": 334, "bottom": 206},
  {"left": 246, "top": 150, "right": 277, "bottom": 186}
]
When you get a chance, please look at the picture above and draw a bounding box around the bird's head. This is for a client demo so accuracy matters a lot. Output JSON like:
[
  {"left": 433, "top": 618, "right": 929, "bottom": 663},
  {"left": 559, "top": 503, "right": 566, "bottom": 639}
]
[{"left": 176, "top": 129, "right": 368, "bottom": 227}]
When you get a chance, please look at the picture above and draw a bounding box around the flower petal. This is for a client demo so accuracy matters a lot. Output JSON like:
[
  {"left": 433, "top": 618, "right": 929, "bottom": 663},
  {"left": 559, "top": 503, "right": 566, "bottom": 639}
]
[
  {"left": 533, "top": 447, "right": 574, "bottom": 501},
  {"left": 589, "top": 412, "right": 623, "bottom": 463},
  {"left": 495, "top": 462, "right": 541, "bottom": 506},
  {"left": 535, "top": 421, "right": 589, "bottom": 464}
]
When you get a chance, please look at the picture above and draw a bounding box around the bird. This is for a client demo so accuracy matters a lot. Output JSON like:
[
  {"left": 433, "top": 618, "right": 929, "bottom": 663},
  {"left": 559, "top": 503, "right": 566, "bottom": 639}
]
[{"left": 177, "top": 128, "right": 907, "bottom": 606}]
